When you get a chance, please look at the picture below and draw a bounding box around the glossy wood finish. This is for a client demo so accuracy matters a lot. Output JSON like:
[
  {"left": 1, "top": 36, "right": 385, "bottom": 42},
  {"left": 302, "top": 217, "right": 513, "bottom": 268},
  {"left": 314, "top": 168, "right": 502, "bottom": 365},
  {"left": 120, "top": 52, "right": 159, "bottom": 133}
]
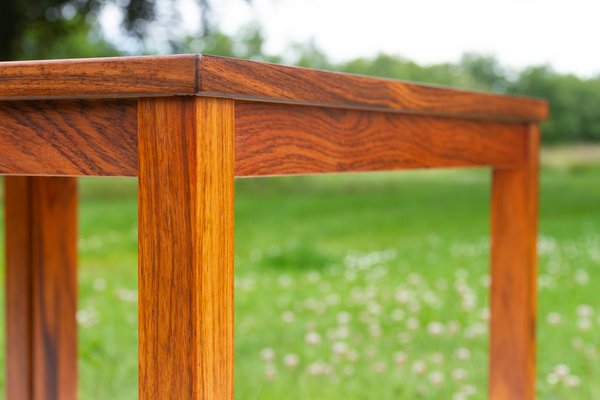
[
  {"left": 0, "top": 99, "right": 137, "bottom": 176},
  {"left": 0, "top": 55, "right": 547, "bottom": 122},
  {"left": 0, "top": 98, "right": 529, "bottom": 178},
  {"left": 490, "top": 125, "right": 540, "bottom": 400},
  {"left": 0, "top": 55, "right": 197, "bottom": 100},
  {"left": 235, "top": 101, "right": 527, "bottom": 176},
  {"left": 138, "top": 97, "right": 235, "bottom": 399},
  {"left": 201, "top": 55, "right": 547, "bottom": 122},
  {"left": 5, "top": 177, "right": 78, "bottom": 400}
]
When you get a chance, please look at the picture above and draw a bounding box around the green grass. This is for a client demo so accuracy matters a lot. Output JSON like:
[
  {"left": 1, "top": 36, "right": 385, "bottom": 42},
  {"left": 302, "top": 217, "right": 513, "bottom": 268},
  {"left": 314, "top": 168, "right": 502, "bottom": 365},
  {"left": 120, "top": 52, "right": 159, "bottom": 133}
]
[{"left": 0, "top": 165, "right": 599, "bottom": 399}]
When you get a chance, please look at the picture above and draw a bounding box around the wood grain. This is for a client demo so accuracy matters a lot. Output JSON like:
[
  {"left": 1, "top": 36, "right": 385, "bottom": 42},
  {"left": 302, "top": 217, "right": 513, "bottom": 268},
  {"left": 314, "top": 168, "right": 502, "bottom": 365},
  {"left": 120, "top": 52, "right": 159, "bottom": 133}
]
[
  {"left": 489, "top": 124, "right": 540, "bottom": 400},
  {"left": 0, "top": 54, "right": 547, "bottom": 122},
  {"left": 0, "top": 99, "right": 137, "bottom": 176},
  {"left": 5, "top": 176, "right": 78, "bottom": 400},
  {"left": 0, "top": 98, "right": 530, "bottom": 178},
  {"left": 201, "top": 55, "right": 548, "bottom": 122},
  {"left": 235, "top": 101, "right": 527, "bottom": 176},
  {"left": 0, "top": 55, "right": 197, "bottom": 100},
  {"left": 138, "top": 96, "right": 235, "bottom": 399}
]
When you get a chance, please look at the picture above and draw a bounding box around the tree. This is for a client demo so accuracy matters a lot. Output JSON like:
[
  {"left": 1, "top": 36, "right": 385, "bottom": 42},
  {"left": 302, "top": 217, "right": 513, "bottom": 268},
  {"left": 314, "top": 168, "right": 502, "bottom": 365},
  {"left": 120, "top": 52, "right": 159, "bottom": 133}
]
[
  {"left": 458, "top": 53, "right": 508, "bottom": 92},
  {"left": 172, "top": 23, "right": 282, "bottom": 63},
  {"left": 509, "top": 66, "right": 600, "bottom": 143},
  {"left": 0, "top": 0, "right": 214, "bottom": 60}
]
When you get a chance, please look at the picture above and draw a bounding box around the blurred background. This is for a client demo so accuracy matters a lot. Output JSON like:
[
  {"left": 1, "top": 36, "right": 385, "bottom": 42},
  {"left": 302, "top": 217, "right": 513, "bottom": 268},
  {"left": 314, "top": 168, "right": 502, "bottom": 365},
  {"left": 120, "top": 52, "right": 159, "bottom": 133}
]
[{"left": 1, "top": 0, "right": 599, "bottom": 399}]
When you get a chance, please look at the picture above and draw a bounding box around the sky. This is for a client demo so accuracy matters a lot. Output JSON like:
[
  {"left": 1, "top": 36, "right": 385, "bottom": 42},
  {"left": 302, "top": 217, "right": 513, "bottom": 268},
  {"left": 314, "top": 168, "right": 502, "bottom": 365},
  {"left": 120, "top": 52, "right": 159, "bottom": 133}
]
[{"left": 102, "top": 0, "right": 600, "bottom": 77}]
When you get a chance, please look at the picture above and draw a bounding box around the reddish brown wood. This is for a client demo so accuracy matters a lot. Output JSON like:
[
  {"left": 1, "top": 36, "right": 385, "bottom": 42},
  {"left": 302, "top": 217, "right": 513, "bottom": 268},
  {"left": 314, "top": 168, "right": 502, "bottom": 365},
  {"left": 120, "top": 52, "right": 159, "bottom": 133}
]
[
  {"left": 5, "top": 176, "right": 78, "bottom": 400},
  {"left": 0, "top": 55, "right": 547, "bottom": 122},
  {"left": 0, "top": 55, "right": 197, "bottom": 100},
  {"left": 235, "top": 101, "right": 527, "bottom": 176},
  {"left": 0, "top": 99, "right": 137, "bottom": 176},
  {"left": 138, "top": 96, "right": 235, "bottom": 399},
  {"left": 489, "top": 124, "right": 540, "bottom": 400},
  {"left": 0, "top": 98, "right": 529, "bottom": 178},
  {"left": 201, "top": 55, "right": 548, "bottom": 122}
]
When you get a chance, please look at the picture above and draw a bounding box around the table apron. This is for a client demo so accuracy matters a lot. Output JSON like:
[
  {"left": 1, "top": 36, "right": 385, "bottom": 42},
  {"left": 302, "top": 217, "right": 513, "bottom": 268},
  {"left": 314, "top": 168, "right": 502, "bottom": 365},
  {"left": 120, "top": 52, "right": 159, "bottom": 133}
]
[{"left": 0, "top": 97, "right": 528, "bottom": 177}]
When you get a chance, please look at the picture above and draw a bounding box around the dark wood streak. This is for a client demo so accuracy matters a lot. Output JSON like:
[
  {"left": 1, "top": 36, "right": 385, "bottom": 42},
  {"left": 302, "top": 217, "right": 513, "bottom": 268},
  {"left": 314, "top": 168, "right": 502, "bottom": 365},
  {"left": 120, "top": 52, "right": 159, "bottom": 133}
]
[
  {"left": 201, "top": 55, "right": 548, "bottom": 122},
  {"left": 0, "top": 99, "right": 137, "bottom": 176},
  {"left": 5, "top": 176, "right": 78, "bottom": 400},
  {"left": 234, "top": 101, "right": 527, "bottom": 177}
]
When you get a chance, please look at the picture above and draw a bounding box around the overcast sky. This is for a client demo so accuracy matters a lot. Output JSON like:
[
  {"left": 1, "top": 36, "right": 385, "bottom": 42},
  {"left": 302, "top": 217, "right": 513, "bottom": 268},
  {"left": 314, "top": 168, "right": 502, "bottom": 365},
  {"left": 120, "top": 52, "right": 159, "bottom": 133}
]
[{"left": 103, "top": 0, "right": 600, "bottom": 77}]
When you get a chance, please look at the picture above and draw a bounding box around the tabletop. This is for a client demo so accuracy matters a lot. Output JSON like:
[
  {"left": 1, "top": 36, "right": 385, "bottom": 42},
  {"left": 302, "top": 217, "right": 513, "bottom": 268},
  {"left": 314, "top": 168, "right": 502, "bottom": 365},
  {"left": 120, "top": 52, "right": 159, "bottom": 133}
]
[{"left": 0, "top": 54, "right": 547, "bottom": 121}]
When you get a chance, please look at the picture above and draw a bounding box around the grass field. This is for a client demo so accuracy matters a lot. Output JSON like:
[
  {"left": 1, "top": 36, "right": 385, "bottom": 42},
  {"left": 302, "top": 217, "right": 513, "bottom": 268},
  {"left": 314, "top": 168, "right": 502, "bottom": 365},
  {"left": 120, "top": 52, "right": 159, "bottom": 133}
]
[{"left": 0, "top": 151, "right": 598, "bottom": 399}]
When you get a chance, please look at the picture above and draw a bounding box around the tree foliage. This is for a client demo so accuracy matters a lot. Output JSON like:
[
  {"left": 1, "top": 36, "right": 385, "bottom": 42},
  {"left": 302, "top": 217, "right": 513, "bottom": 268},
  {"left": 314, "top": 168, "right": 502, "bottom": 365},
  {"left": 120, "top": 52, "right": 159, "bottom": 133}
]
[
  {"left": 0, "top": 0, "right": 213, "bottom": 60},
  {"left": 509, "top": 67, "right": 600, "bottom": 143}
]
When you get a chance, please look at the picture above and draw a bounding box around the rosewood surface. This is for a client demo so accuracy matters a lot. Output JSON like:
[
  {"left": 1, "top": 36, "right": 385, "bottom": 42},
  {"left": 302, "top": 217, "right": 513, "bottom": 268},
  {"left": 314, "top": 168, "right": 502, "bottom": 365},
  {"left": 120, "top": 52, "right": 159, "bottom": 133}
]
[
  {"left": 235, "top": 101, "right": 527, "bottom": 176},
  {"left": 138, "top": 97, "right": 235, "bottom": 400},
  {"left": 0, "top": 99, "right": 136, "bottom": 176},
  {"left": 5, "top": 177, "right": 78, "bottom": 400},
  {"left": 489, "top": 125, "right": 540, "bottom": 399},
  {"left": 0, "top": 55, "right": 547, "bottom": 122}
]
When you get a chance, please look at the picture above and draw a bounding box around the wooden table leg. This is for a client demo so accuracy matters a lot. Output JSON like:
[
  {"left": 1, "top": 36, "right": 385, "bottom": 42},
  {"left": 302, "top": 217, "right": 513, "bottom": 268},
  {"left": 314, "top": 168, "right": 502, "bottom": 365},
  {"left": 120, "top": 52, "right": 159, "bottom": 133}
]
[
  {"left": 489, "top": 124, "right": 540, "bottom": 400},
  {"left": 138, "top": 97, "right": 235, "bottom": 399},
  {"left": 5, "top": 177, "right": 78, "bottom": 400}
]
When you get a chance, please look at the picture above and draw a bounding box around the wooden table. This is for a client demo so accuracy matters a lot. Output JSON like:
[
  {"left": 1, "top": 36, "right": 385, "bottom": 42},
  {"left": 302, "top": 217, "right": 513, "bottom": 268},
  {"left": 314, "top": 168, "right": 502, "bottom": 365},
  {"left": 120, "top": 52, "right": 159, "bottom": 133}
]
[{"left": 0, "top": 55, "right": 548, "bottom": 400}]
